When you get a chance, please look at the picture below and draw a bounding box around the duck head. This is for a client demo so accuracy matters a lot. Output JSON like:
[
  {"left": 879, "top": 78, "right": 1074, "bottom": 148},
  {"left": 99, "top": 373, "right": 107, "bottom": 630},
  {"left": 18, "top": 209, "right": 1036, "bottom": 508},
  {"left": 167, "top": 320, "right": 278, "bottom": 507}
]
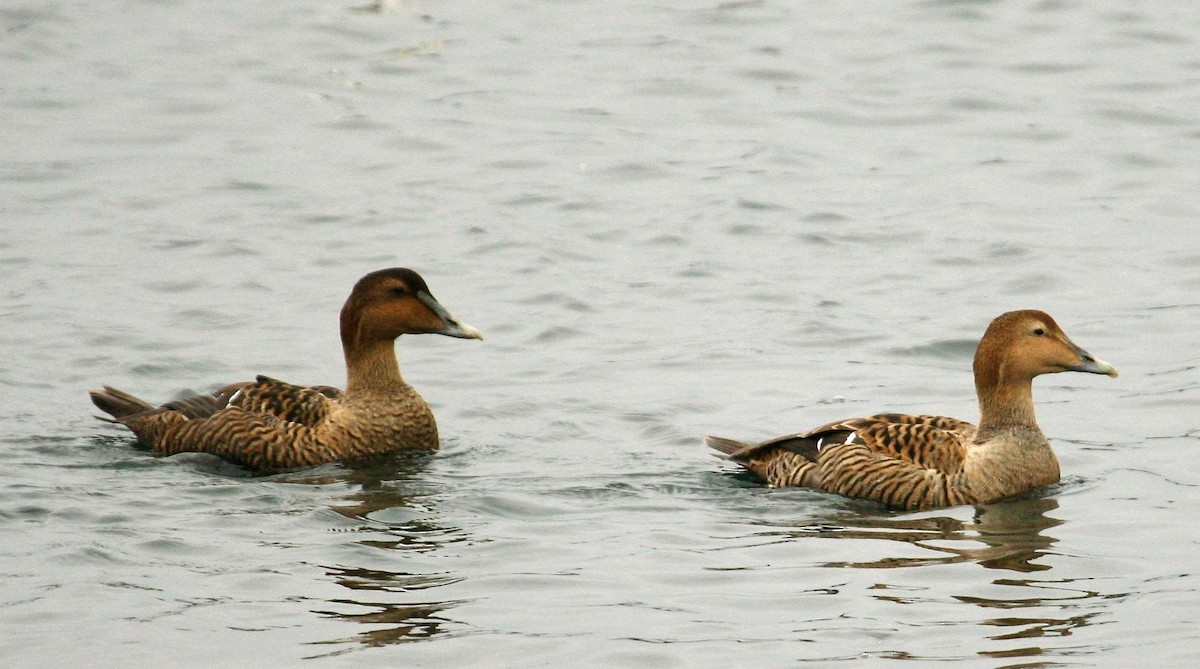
[
  {"left": 974, "top": 309, "right": 1117, "bottom": 390},
  {"left": 340, "top": 267, "right": 483, "bottom": 347}
]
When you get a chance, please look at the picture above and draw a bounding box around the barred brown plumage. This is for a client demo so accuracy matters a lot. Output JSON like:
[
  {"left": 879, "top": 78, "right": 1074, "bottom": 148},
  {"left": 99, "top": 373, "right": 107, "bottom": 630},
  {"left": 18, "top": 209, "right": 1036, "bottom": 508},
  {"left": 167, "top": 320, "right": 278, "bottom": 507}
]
[
  {"left": 706, "top": 310, "right": 1118, "bottom": 510},
  {"left": 89, "top": 268, "right": 483, "bottom": 471}
]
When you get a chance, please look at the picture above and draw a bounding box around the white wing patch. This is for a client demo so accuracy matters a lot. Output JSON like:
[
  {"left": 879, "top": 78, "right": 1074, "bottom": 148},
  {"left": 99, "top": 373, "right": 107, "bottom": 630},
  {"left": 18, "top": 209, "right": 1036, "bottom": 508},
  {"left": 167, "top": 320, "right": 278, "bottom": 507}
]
[{"left": 815, "top": 431, "right": 859, "bottom": 453}]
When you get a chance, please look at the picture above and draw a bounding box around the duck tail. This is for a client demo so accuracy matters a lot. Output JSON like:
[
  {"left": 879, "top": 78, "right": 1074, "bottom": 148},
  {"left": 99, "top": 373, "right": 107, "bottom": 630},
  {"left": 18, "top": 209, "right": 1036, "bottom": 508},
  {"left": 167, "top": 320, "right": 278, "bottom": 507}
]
[
  {"left": 89, "top": 386, "right": 155, "bottom": 422},
  {"left": 705, "top": 435, "right": 752, "bottom": 459}
]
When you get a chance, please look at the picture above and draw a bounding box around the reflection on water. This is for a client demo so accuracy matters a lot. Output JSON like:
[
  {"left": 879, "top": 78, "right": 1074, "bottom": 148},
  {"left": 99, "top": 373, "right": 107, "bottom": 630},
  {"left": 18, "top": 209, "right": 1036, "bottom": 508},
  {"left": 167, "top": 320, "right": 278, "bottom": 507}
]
[
  {"left": 746, "top": 496, "right": 1131, "bottom": 665},
  {"left": 278, "top": 453, "right": 435, "bottom": 490},
  {"left": 962, "top": 576, "right": 1126, "bottom": 653},
  {"left": 313, "top": 600, "right": 454, "bottom": 645},
  {"left": 757, "top": 496, "right": 1063, "bottom": 572},
  {"left": 307, "top": 568, "right": 465, "bottom": 656},
  {"left": 285, "top": 458, "right": 472, "bottom": 653}
]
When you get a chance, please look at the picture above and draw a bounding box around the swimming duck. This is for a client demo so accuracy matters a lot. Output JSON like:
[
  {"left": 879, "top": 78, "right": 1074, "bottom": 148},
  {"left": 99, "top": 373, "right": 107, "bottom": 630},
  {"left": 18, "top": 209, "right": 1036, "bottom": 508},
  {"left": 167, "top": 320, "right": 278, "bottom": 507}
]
[
  {"left": 90, "top": 267, "right": 482, "bottom": 471},
  {"left": 706, "top": 310, "right": 1117, "bottom": 510}
]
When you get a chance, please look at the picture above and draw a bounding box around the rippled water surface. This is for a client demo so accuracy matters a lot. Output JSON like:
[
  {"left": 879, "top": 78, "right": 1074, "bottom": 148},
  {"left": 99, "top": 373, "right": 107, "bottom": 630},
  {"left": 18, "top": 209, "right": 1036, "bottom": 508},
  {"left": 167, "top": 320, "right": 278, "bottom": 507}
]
[{"left": 4, "top": 1, "right": 1200, "bottom": 666}]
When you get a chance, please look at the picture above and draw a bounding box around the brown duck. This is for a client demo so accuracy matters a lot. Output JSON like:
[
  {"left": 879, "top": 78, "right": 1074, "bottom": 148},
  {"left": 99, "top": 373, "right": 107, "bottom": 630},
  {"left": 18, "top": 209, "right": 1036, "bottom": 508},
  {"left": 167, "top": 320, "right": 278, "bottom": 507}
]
[
  {"left": 706, "top": 310, "right": 1117, "bottom": 510},
  {"left": 90, "top": 268, "right": 482, "bottom": 470}
]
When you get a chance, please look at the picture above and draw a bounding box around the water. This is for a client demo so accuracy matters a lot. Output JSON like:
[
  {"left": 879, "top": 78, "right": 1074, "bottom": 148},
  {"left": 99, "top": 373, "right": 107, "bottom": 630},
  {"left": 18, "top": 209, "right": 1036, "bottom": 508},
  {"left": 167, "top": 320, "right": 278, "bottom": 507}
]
[{"left": 3, "top": 0, "right": 1199, "bottom": 666}]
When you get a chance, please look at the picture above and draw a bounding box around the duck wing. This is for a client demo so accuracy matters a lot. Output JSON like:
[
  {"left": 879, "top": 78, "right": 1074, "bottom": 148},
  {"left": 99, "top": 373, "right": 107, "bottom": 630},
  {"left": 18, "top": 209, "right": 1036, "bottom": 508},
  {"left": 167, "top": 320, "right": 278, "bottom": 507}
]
[
  {"left": 224, "top": 375, "right": 342, "bottom": 427},
  {"left": 88, "top": 399, "right": 338, "bottom": 470},
  {"left": 93, "top": 376, "right": 341, "bottom": 428},
  {"left": 813, "top": 413, "right": 973, "bottom": 471},
  {"left": 90, "top": 378, "right": 345, "bottom": 470},
  {"left": 135, "top": 407, "right": 339, "bottom": 470},
  {"left": 809, "top": 415, "right": 972, "bottom": 509},
  {"left": 707, "top": 413, "right": 974, "bottom": 508},
  {"left": 711, "top": 413, "right": 972, "bottom": 464}
]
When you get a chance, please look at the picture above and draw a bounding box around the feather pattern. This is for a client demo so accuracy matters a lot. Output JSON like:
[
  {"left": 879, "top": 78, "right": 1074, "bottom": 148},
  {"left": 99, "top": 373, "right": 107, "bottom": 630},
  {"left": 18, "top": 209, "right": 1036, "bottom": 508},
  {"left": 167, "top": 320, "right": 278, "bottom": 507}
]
[
  {"left": 706, "top": 310, "right": 1117, "bottom": 510},
  {"left": 222, "top": 376, "right": 343, "bottom": 427},
  {"left": 89, "top": 268, "right": 482, "bottom": 471}
]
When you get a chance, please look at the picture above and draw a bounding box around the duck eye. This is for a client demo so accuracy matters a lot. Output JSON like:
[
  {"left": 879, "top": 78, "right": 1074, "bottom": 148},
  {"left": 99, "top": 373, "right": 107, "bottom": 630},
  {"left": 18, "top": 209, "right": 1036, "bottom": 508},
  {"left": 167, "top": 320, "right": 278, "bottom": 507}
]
[
  {"left": 391, "top": 286, "right": 409, "bottom": 297},
  {"left": 1033, "top": 327, "right": 1046, "bottom": 336}
]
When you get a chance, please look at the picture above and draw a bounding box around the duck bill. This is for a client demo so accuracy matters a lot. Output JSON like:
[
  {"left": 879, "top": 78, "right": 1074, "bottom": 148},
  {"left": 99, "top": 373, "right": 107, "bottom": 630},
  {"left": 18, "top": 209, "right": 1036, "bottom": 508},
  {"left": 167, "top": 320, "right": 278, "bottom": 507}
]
[
  {"left": 1068, "top": 341, "right": 1118, "bottom": 377},
  {"left": 417, "top": 291, "right": 484, "bottom": 340}
]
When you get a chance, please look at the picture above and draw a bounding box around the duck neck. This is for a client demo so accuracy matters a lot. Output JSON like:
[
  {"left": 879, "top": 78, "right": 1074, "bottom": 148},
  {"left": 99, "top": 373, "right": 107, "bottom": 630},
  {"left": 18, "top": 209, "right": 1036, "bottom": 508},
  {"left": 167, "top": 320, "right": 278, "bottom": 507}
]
[
  {"left": 343, "top": 337, "right": 408, "bottom": 397},
  {"left": 975, "top": 378, "right": 1039, "bottom": 440}
]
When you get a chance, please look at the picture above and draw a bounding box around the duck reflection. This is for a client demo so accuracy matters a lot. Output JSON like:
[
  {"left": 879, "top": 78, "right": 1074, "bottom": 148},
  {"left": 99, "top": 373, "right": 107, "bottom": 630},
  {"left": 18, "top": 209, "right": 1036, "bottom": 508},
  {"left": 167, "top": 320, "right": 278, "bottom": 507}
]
[
  {"left": 284, "top": 456, "right": 471, "bottom": 650},
  {"left": 308, "top": 567, "right": 465, "bottom": 650},
  {"left": 847, "top": 497, "right": 1058, "bottom": 572},
  {"left": 316, "top": 601, "right": 450, "bottom": 646},
  {"left": 757, "top": 495, "right": 1063, "bottom": 572},
  {"left": 967, "top": 498, "right": 1063, "bottom": 572},
  {"left": 960, "top": 576, "right": 1113, "bottom": 649},
  {"left": 748, "top": 495, "right": 1118, "bottom": 659}
]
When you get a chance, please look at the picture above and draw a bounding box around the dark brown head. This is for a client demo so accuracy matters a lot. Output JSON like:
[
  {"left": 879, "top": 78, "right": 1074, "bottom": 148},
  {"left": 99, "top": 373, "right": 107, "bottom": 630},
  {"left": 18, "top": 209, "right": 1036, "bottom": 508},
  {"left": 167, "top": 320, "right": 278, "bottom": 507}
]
[
  {"left": 973, "top": 310, "right": 1117, "bottom": 391},
  {"left": 339, "top": 268, "right": 483, "bottom": 348}
]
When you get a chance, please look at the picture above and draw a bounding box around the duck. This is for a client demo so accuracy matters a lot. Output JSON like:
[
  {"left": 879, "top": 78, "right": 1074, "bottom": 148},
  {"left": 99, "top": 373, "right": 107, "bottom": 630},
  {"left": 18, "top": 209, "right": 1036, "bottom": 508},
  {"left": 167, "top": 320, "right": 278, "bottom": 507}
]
[
  {"left": 705, "top": 310, "right": 1117, "bottom": 510},
  {"left": 89, "top": 267, "right": 483, "bottom": 471}
]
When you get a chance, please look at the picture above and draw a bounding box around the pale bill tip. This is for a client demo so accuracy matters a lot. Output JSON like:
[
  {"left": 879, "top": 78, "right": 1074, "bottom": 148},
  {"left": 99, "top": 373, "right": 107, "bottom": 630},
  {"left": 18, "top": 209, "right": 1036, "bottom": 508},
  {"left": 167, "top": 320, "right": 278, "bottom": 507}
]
[
  {"left": 457, "top": 322, "right": 484, "bottom": 340},
  {"left": 1096, "top": 358, "right": 1118, "bottom": 378}
]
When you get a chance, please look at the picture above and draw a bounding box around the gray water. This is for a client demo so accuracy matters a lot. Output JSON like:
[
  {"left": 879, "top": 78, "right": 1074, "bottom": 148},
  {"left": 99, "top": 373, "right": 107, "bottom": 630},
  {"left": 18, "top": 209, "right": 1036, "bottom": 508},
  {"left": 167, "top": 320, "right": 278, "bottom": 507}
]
[{"left": 3, "top": 1, "right": 1199, "bottom": 666}]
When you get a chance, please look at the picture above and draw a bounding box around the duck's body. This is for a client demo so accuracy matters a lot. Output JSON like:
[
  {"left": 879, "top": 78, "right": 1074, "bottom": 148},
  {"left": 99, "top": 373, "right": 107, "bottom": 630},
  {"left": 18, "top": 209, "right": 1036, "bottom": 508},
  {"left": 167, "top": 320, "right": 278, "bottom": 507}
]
[
  {"left": 706, "top": 310, "right": 1117, "bottom": 510},
  {"left": 90, "top": 268, "right": 482, "bottom": 471}
]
